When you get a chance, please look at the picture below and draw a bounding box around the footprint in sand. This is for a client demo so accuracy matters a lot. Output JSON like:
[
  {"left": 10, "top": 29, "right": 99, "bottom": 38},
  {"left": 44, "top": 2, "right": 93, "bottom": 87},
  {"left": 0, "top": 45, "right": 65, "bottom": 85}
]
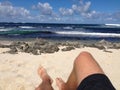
[
  {"left": 0, "top": 86, "right": 2, "bottom": 90},
  {"left": 5, "top": 83, "right": 25, "bottom": 90}
]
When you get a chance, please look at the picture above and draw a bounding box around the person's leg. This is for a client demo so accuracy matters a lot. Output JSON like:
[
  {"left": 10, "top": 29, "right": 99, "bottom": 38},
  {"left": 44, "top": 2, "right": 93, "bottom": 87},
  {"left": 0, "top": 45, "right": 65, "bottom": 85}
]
[
  {"left": 56, "top": 67, "right": 78, "bottom": 90},
  {"left": 35, "top": 67, "right": 54, "bottom": 90},
  {"left": 56, "top": 51, "right": 104, "bottom": 90}
]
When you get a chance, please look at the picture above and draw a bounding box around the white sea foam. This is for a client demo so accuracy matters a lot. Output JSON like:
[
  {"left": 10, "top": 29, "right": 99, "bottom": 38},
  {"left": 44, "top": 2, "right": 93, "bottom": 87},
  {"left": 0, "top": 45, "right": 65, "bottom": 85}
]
[
  {"left": 63, "top": 26, "right": 73, "bottom": 30},
  {"left": 55, "top": 31, "right": 120, "bottom": 38},
  {"left": 46, "top": 26, "right": 51, "bottom": 29},
  {"left": 19, "top": 26, "right": 34, "bottom": 29},
  {"left": 105, "top": 24, "right": 120, "bottom": 27},
  {"left": 0, "top": 28, "right": 13, "bottom": 31},
  {"left": 0, "top": 27, "right": 4, "bottom": 29}
]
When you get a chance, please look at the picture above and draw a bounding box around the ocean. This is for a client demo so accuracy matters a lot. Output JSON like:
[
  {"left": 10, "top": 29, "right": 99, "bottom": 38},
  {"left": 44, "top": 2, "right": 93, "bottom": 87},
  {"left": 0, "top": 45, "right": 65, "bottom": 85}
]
[{"left": 0, "top": 23, "right": 120, "bottom": 42}]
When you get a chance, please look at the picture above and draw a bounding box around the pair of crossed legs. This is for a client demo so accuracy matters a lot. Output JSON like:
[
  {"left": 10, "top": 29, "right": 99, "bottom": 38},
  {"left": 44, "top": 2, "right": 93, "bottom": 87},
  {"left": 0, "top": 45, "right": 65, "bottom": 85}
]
[{"left": 35, "top": 51, "right": 114, "bottom": 90}]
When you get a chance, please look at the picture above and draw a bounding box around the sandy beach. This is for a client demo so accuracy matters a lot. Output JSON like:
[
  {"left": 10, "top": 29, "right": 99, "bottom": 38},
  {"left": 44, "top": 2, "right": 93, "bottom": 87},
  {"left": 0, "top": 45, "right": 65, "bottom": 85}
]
[{"left": 0, "top": 43, "right": 120, "bottom": 90}]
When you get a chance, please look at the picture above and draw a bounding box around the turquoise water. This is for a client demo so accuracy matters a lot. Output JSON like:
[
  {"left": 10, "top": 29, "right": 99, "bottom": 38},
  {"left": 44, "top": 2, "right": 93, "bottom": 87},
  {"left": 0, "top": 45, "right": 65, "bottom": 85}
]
[{"left": 0, "top": 23, "right": 120, "bottom": 42}]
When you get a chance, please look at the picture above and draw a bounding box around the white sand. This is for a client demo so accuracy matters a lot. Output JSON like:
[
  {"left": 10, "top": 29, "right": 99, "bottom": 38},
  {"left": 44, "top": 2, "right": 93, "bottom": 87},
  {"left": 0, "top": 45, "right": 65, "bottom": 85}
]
[{"left": 0, "top": 47, "right": 120, "bottom": 90}]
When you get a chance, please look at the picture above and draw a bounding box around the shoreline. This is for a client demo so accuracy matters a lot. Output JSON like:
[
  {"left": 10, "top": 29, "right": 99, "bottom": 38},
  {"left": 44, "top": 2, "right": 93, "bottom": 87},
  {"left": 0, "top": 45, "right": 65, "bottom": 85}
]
[
  {"left": 1, "top": 36, "right": 120, "bottom": 43},
  {"left": 0, "top": 38, "right": 120, "bottom": 55}
]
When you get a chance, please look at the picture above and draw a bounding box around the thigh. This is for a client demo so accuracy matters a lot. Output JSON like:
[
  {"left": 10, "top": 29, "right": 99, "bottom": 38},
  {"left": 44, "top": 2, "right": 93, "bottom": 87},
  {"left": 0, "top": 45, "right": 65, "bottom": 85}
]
[{"left": 74, "top": 51, "right": 104, "bottom": 85}]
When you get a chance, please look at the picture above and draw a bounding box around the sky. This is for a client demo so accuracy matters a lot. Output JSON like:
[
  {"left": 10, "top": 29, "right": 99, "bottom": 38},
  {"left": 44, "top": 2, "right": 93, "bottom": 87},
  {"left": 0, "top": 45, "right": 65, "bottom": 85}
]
[{"left": 0, "top": 0, "right": 120, "bottom": 24}]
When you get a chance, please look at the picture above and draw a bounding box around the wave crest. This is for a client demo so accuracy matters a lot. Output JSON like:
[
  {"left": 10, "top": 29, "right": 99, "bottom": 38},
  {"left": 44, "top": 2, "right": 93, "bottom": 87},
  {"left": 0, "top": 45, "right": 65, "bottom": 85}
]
[{"left": 55, "top": 31, "right": 120, "bottom": 38}]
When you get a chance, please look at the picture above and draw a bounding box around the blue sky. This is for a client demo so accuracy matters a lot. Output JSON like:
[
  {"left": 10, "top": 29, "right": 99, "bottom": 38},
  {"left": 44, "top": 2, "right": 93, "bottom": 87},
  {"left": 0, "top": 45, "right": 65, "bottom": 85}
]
[{"left": 0, "top": 0, "right": 120, "bottom": 24}]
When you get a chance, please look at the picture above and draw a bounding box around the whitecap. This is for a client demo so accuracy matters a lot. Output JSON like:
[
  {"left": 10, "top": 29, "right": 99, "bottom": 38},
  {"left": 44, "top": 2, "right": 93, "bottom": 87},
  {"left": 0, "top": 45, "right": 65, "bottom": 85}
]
[
  {"left": 63, "top": 26, "right": 73, "bottom": 30},
  {"left": 55, "top": 31, "right": 120, "bottom": 38},
  {"left": 0, "top": 28, "right": 13, "bottom": 31},
  {"left": 19, "top": 26, "right": 35, "bottom": 29},
  {"left": 105, "top": 24, "right": 120, "bottom": 27}
]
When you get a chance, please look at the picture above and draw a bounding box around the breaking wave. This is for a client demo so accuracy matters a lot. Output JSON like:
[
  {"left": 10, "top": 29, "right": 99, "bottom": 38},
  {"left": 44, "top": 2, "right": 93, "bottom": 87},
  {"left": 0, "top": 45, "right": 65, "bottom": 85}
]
[
  {"left": 105, "top": 24, "right": 120, "bottom": 27},
  {"left": 55, "top": 31, "right": 120, "bottom": 38},
  {"left": 19, "top": 26, "right": 35, "bottom": 29},
  {"left": 0, "top": 28, "right": 14, "bottom": 31}
]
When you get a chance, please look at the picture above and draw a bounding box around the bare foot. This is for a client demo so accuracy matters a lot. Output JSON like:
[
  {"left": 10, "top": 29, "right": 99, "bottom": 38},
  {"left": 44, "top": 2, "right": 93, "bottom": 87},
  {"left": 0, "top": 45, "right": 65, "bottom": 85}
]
[
  {"left": 56, "top": 78, "right": 69, "bottom": 90},
  {"left": 38, "top": 66, "right": 53, "bottom": 84},
  {"left": 35, "top": 67, "right": 54, "bottom": 90}
]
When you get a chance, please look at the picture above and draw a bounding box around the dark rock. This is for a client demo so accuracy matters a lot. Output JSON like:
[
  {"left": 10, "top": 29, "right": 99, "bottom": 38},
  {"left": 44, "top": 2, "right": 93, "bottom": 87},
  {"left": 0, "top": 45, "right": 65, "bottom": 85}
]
[
  {"left": 97, "top": 40, "right": 113, "bottom": 49},
  {"left": 94, "top": 44, "right": 105, "bottom": 50},
  {"left": 34, "top": 39, "right": 48, "bottom": 45},
  {"left": 57, "top": 41, "right": 72, "bottom": 46},
  {"left": 41, "top": 44, "right": 59, "bottom": 53},
  {"left": 98, "top": 40, "right": 111, "bottom": 45},
  {"left": 21, "top": 43, "right": 41, "bottom": 55},
  {"left": 31, "top": 49, "right": 40, "bottom": 55},
  {"left": 32, "top": 43, "right": 41, "bottom": 50},
  {"left": 61, "top": 46, "right": 75, "bottom": 51},
  {"left": 85, "top": 40, "right": 120, "bottom": 50},
  {"left": 106, "top": 44, "right": 114, "bottom": 49},
  {"left": 74, "top": 44, "right": 84, "bottom": 48},
  {"left": 85, "top": 43, "right": 105, "bottom": 50},
  {"left": 22, "top": 43, "right": 30, "bottom": 51},
  {"left": 31, "top": 39, "right": 49, "bottom": 51},
  {"left": 86, "top": 40, "right": 112, "bottom": 50},
  {"left": 17, "top": 45, "right": 23, "bottom": 50},
  {"left": 10, "top": 41, "right": 29, "bottom": 52},
  {"left": 113, "top": 43, "right": 120, "bottom": 49},
  {"left": 24, "top": 46, "right": 33, "bottom": 53},
  {"left": 49, "top": 45, "right": 59, "bottom": 52},
  {"left": 103, "top": 49, "right": 113, "bottom": 53},
  {"left": 11, "top": 41, "right": 26, "bottom": 46},
  {"left": 38, "top": 44, "right": 59, "bottom": 53},
  {"left": 8, "top": 46, "right": 18, "bottom": 54},
  {"left": 0, "top": 44, "right": 10, "bottom": 48}
]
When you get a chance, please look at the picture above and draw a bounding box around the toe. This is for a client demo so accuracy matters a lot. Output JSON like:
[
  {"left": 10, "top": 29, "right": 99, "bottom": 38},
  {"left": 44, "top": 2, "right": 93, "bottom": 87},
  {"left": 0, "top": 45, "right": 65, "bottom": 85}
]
[
  {"left": 38, "top": 66, "right": 45, "bottom": 77},
  {"left": 37, "top": 66, "right": 53, "bottom": 84},
  {"left": 56, "top": 78, "right": 67, "bottom": 90}
]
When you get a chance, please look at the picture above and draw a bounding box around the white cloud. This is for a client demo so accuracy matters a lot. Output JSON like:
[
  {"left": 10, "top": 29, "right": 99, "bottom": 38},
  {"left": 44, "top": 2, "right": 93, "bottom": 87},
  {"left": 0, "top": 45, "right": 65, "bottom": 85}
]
[
  {"left": 113, "top": 11, "right": 120, "bottom": 20},
  {"left": 0, "top": 1, "right": 12, "bottom": 6},
  {"left": 0, "top": 1, "right": 30, "bottom": 21},
  {"left": 59, "top": 8, "right": 73, "bottom": 16},
  {"left": 32, "top": 2, "right": 61, "bottom": 22},
  {"left": 33, "top": 2, "right": 53, "bottom": 15},
  {"left": 72, "top": 1, "right": 91, "bottom": 13},
  {"left": 87, "top": 11, "right": 120, "bottom": 22},
  {"left": 82, "top": 10, "right": 97, "bottom": 18},
  {"left": 0, "top": 1, "right": 120, "bottom": 23},
  {"left": 58, "top": 0, "right": 96, "bottom": 23},
  {"left": 27, "top": 1, "right": 120, "bottom": 23},
  {"left": 59, "top": 1, "right": 91, "bottom": 16},
  {"left": 102, "top": 11, "right": 120, "bottom": 22},
  {"left": 83, "top": 2, "right": 91, "bottom": 12}
]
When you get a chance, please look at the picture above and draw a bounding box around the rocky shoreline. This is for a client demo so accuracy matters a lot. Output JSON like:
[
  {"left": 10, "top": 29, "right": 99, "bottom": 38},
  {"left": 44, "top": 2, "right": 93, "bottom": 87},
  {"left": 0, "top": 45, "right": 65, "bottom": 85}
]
[{"left": 0, "top": 39, "right": 120, "bottom": 55}]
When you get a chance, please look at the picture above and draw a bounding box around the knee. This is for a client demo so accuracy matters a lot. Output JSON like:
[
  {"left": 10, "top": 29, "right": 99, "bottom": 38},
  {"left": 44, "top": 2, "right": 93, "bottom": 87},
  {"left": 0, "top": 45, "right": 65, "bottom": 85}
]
[
  {"left": 74, "top": 51, "right": 91, "bottom": 64},
  {"left": 79, "top": 51, "right": 91, "bottom": 57}
]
